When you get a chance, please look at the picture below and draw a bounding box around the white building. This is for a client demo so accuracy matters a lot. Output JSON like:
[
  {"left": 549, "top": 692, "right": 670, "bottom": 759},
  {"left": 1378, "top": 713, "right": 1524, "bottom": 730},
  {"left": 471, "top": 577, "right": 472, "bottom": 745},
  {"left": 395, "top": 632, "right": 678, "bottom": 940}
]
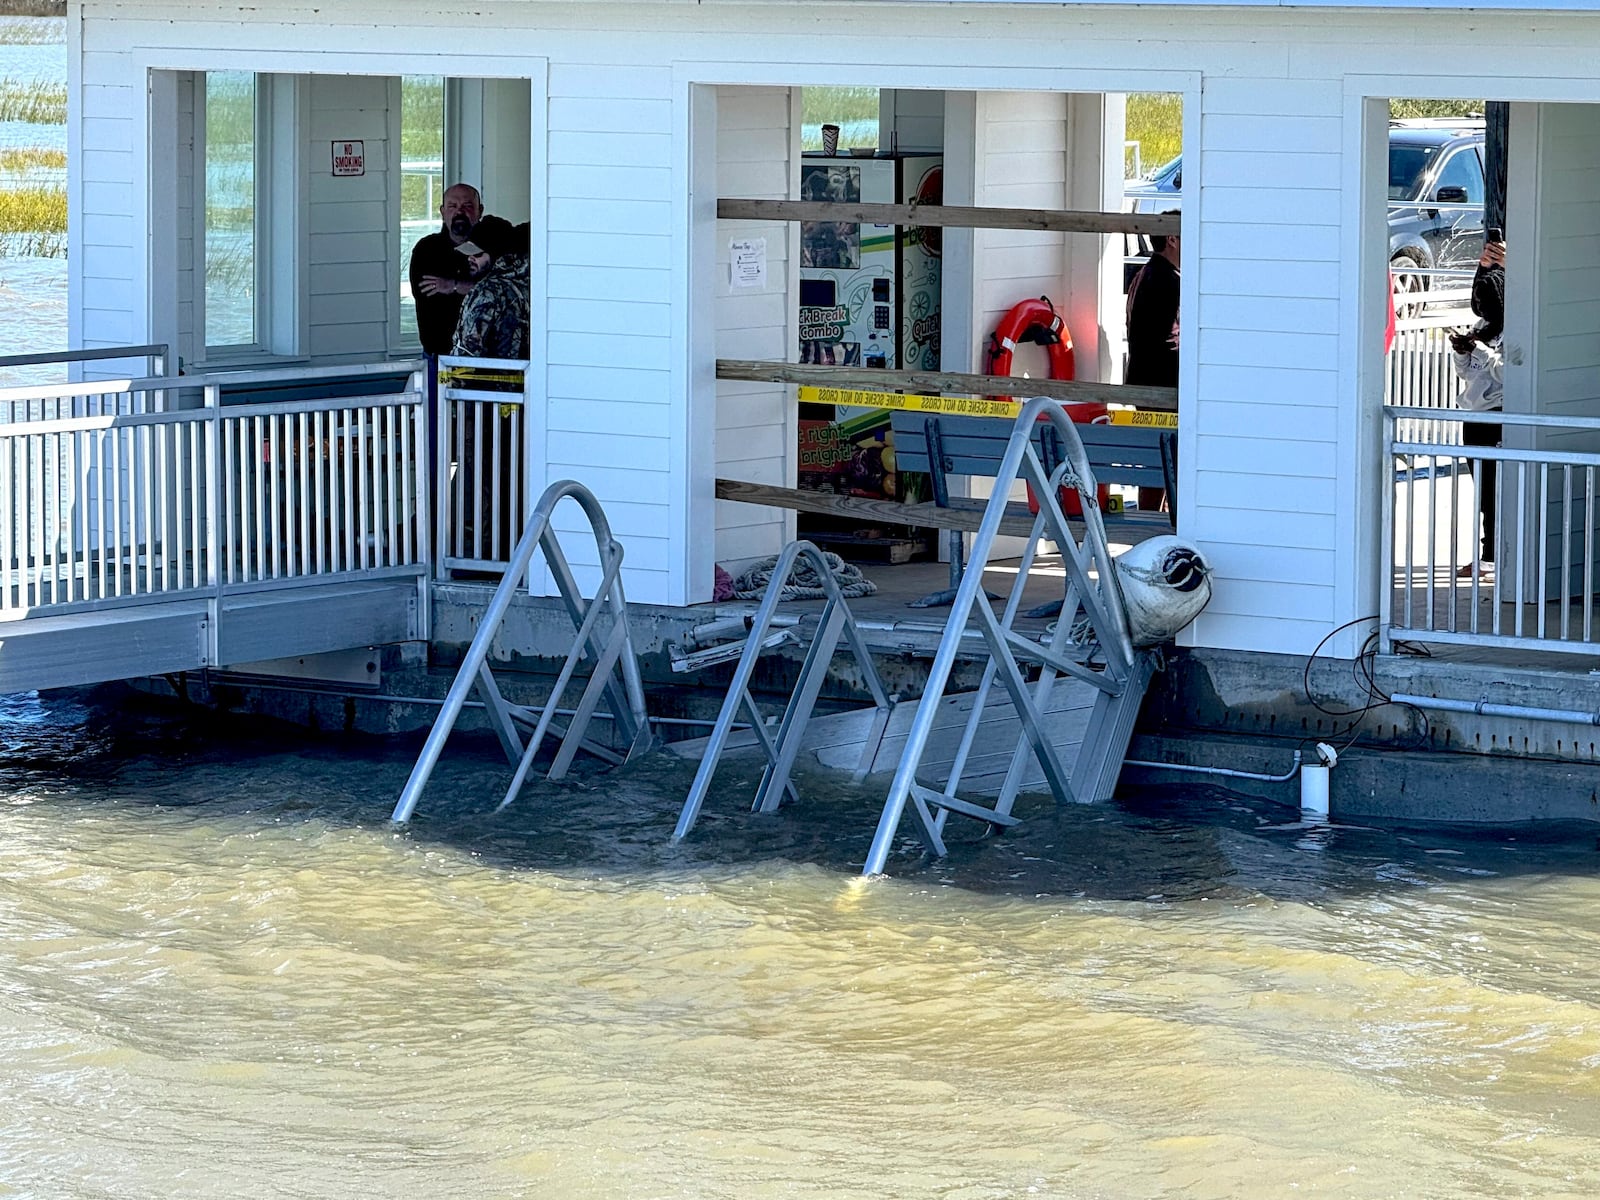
[{"left": 64, "top": 0, "right": 1600, "bottom": 666}]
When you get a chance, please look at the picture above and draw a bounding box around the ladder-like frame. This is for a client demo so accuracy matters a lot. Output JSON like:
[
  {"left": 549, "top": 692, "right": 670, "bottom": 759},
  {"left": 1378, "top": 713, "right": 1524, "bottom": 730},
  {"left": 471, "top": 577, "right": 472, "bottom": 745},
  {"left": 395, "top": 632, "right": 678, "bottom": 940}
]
[
  {"left": 861, "top": 397, "right": 1152, "bottom": 876},
  {"left": 392, "top": 480, "right": 654, "bottom": 823},
  {"left": 672, "top": 540, "right": 894, "bottom": 841}
]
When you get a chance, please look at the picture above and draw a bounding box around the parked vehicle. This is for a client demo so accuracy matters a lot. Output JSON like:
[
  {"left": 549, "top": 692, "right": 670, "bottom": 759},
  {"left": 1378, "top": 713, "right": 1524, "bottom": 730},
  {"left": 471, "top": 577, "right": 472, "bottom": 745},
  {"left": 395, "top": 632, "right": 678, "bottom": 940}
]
[{"left": 1124, "top": 118, "right": 1486, "bottom": 305}]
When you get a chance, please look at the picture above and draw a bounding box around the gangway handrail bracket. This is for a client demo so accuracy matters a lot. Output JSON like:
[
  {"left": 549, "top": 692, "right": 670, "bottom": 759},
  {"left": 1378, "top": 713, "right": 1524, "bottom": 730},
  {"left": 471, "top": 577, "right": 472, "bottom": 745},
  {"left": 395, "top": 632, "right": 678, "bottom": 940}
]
[{"left": 391, "top": 480, "right": 655, "bottom": 825}]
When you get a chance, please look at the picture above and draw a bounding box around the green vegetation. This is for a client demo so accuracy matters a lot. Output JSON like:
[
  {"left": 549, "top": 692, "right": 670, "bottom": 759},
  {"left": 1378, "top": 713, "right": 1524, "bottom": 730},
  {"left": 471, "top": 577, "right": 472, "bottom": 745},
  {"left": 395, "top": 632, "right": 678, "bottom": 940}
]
[
  {"left": 0, "top": 16, "right": 61, "bottom": 42},
  {"left": 0, "top": 77, "right": 64, "bottom": 122},
  {"left": 800, "top": 85, "right": 880, "bottom": 152},
  {"left": 1127, "top": 93, "right": 1181, "bottom": 177},
  {"left": 1390, "top": 98, "right": 1484, "bottom": 121},
  {"left": 0, "top": 2, "right": 66, "bottom": 16},
  {"left": 0, "top": 183, "right": 65, "bottom": 256},
  {"left": 0, "top": 146, "right": 63, "bottom": 172}
]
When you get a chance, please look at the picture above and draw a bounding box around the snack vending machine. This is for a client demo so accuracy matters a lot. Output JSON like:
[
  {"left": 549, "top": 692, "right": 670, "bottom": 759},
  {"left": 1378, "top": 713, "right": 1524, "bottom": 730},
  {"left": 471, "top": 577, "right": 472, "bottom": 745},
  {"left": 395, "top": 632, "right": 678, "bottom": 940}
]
[{"left": 796, "top": 153, "right": 942, "bottom": 508}]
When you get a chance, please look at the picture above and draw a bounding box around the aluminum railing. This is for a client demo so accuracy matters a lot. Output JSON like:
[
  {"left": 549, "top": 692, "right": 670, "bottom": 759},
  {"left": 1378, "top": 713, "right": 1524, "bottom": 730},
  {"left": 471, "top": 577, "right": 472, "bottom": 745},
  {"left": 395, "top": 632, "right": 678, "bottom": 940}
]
[
  {"left": 435, "top": 354, "right": 530, "bottom": 576},
  {"left": 1387, "top": 305, "right": 1472, "bottom": 442},
  {"left": 0, "top": 363, "right": 429, "bottom": 619},
  {"left": 0, "top": 345, "right": 171, "bottom": 420},
  {"left": 1383, "top": 405, "right": 1600, "bottom": 655}
]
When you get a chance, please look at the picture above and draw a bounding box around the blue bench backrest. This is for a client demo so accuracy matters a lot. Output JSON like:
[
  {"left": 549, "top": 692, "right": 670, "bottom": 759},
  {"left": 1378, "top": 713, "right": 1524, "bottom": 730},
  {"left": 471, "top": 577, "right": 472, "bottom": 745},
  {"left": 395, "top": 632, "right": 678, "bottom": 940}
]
[{"left": 889, "top": 409, "right": 1172, "bottom": 490}]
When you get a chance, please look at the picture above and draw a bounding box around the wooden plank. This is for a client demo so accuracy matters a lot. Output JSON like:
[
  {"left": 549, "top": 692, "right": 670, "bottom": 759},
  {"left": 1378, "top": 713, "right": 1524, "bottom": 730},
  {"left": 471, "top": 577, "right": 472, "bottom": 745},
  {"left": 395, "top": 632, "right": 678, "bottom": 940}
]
[
  {"left": 717, "top": 198, "right": 1179, "bottom": 237},
  {"left": 715, "top": 478, "right": 1040, "bottom": 537},
  {"left": 716, "top": 359, "right": 1178, "bottom": 411}
]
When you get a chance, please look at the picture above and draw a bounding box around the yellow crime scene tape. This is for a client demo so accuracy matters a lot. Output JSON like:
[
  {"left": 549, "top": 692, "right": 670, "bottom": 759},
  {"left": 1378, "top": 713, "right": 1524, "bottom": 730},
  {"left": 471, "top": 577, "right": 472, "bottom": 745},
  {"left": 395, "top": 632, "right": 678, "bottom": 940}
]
[
  {"left": 438, "top": 368, "right": 525, "bottom": 386},
  {"left": 796, "top": 385, "right": 1178, "bottom": 426}
]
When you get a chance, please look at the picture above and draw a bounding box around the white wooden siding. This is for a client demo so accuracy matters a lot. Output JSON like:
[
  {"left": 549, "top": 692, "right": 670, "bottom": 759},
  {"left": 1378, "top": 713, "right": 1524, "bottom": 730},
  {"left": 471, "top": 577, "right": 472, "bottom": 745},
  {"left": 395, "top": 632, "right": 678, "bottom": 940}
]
[
  {"left": 713, "top": 86, "right": 796, "bottom": 570},
  {"left": 1187, "top": 73, "right": 1347, "bottom": 656},
  {"left": 305, "top": 77, "right": 394, "bottom": 360}
]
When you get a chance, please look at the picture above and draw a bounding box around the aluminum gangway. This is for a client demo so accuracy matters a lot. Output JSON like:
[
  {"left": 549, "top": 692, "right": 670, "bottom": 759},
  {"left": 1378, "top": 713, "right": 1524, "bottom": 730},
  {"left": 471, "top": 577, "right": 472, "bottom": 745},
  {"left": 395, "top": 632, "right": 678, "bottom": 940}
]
[
  {"left": 859, "top": 396, "right": 1160, "bottom": 876},
  {"left": 391, "top": 480, "right": 655, "bottom": 823},
  {"left": 0, "top": 361, "right": 431, "bottom": 696}
]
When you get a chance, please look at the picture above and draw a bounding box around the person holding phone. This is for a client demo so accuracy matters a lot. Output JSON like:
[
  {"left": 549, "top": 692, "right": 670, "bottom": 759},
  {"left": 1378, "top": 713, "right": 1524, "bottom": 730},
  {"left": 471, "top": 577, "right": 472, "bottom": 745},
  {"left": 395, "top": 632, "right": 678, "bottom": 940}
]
[{"left": 1450, "top": 229, "right": 1506, "bottom": 577}]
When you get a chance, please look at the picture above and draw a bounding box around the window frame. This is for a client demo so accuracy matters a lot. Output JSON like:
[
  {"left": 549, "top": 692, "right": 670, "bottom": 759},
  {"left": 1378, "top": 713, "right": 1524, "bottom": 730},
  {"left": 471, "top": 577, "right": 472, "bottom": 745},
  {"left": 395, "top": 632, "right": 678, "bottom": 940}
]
[{"left": 194, "top": 71, "right": 304, "bottom": 366}]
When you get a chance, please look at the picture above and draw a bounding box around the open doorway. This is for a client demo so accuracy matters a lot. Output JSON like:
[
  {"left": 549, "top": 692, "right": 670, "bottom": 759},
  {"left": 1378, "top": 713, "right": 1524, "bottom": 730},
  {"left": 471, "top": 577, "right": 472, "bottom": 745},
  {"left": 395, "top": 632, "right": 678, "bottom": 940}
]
[
  {"left": 708, "top": 82, "right": 1180, "bottom": 608},
  {"left": 1380, "top": 97, "right": 1600, "bottom": 658}
]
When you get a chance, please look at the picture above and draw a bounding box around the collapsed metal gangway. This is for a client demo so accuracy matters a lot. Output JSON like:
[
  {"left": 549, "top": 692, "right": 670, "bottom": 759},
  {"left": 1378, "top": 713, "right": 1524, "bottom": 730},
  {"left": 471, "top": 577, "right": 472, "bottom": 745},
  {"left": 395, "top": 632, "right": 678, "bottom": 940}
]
[
  {"left": 860, "top": 396, "right": 1159, "bottom": 875},
  {"left": 670, "top": 540, "right": 894, "bottom": 840},
  {"left": 391, "top": 480, "right": 654, "bottom": 823}
]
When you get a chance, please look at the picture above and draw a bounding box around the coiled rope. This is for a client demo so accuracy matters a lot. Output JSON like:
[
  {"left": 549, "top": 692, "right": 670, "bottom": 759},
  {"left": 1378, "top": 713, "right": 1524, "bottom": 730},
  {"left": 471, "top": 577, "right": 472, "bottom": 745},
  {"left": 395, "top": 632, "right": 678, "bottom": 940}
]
[{"left": 733, "top": 552, "right": 877, "bottom": 601}]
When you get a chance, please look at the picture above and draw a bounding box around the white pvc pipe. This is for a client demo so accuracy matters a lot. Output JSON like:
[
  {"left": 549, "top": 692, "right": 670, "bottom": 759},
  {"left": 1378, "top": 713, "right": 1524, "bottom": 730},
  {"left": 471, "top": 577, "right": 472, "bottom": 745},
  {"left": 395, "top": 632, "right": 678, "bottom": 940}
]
[{"left": 1299, "top": 764, "right": 1330, "bottom": 817}]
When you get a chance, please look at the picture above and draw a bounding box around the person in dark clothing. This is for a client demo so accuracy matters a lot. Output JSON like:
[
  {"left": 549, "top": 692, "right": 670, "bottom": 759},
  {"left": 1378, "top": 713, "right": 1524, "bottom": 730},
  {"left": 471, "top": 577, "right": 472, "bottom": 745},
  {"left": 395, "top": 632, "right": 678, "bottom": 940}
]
[
  {"left": 1125, "top": 215, "right": 1180, "bottom": 510},
  {"left": 1125, "top": 227, "right": 1181, "bottom": 388},
  {"left": 453, "top": 215, "right": 531, "bottom": 360},
  {"left": 1451, "top": 237, "right": 1506, "bottom": 575},
  {"left": 409, "top": 182, "right": 484, "bottom": 355},
  {"left": 409, "top": 182, "right": 484, "bottom": 512}
]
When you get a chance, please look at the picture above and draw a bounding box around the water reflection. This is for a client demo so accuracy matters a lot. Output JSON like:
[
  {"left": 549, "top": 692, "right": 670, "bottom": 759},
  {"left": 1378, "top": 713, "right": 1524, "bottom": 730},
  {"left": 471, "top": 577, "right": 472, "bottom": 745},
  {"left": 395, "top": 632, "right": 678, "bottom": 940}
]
[{"left": 2, "top": 687, "right": 1599, "bottom": 1196}]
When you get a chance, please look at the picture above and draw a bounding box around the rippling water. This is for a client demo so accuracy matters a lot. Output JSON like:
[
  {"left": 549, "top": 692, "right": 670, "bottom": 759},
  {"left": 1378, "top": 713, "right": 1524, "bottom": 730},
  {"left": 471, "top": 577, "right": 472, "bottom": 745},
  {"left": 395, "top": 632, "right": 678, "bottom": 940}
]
[{"left": 2, "top": 688, "right": 1599, "bottom": 1197}]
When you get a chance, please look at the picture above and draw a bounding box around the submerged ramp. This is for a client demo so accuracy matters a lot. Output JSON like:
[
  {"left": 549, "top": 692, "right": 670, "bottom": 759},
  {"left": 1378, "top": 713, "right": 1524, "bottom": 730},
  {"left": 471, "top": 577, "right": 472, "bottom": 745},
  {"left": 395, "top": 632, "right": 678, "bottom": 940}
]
[{"left": 861, "top": 398, "right": 1170, "bottom": 873}]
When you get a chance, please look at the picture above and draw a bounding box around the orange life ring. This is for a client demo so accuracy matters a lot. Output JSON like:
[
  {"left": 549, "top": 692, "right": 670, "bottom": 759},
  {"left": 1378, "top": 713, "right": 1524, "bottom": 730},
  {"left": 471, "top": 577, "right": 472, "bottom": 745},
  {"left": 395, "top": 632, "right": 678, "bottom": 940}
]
[{"left": 987, "top": 296, "right": 1075, "bottom": 382}]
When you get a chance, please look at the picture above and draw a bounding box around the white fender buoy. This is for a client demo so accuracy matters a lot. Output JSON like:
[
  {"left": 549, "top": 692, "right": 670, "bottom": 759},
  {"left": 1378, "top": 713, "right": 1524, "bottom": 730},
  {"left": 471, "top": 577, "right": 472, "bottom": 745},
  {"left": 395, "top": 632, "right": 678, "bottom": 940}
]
[{"left": 1114, "top": 535, "right": 1212, "bottom": 646}]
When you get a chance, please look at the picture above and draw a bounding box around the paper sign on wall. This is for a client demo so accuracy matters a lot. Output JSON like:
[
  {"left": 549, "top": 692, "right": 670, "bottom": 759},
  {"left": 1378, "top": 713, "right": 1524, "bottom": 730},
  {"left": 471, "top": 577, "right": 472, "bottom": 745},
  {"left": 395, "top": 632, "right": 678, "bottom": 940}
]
[
  {"left": 730, "top": 237, "right": 766, "bottom": 290},
  {"left": 332, "top": 141, "right": 366, "bottom": 177}
]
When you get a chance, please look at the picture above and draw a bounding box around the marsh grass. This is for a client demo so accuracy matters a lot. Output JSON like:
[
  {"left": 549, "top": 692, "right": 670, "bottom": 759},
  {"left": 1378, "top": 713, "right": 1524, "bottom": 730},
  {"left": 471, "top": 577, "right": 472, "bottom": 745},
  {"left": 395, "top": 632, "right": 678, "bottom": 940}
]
[
  {"left": 0, "top": 1, "right": 66, "bottom": 18},
  {"left": 0, "top": 183, "right": 65, "bottom": 256},
  {"left": 0, "top": 78, "right": 64, "bottom": 123},
  {"left": 0, "top": 184, "right": 64, "bottom": 232},
  {"left": 1127, "top": 93, "right": 1182, "bottom": 177},
  {"left": 0, "top": 16, "right": 62, "bottom": 42},
  {"left": 0, "top": 146, "right": 64, "bottom": 172}
]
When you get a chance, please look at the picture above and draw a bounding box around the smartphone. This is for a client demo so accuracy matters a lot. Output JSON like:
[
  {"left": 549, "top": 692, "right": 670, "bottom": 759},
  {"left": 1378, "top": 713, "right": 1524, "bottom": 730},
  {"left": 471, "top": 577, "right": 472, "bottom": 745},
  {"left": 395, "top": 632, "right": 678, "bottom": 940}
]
[{"left": 1487, "top": 226, "right": 1504, "bottom": 243}]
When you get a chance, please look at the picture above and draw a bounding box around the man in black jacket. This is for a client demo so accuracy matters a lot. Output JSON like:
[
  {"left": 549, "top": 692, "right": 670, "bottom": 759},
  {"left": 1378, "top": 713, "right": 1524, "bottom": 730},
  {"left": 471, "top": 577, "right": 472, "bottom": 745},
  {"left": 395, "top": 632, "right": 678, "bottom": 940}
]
[{"left": 409, "top": 183, "right": 484, "bottom": 355}]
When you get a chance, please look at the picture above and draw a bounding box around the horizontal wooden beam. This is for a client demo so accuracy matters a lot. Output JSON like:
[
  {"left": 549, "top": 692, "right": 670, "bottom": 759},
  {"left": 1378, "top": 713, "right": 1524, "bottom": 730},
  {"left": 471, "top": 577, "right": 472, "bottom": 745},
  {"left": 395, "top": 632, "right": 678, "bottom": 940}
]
[
  {"left": 715, "top": 478, "right": 1042, "bottom": 538},
  {"left": 715, "top": 359, "right": 1178, "bottom": 412},
  {"left": 718, "top": 198, "right": 1179, "bottom": 237}
]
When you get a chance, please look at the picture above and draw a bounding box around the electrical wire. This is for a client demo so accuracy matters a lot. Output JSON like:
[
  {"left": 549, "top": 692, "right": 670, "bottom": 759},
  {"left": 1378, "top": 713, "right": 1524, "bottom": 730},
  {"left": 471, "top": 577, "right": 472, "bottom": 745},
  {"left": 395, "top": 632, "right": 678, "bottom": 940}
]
[{"left": 1300, "top": 614, "right": 1431, "bottom": 754}]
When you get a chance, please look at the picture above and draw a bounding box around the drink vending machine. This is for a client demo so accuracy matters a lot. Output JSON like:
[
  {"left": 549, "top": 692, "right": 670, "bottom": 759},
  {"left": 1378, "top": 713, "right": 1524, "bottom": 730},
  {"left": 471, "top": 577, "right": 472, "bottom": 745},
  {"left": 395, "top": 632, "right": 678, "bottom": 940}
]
[{"left": 796, "top": 152, "right": 942, "bottom": 517}]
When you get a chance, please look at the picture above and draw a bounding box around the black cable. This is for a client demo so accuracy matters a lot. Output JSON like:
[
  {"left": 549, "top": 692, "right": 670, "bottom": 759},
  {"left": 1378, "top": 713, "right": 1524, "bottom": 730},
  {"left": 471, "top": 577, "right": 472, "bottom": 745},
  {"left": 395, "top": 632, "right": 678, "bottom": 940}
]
[{"left": 1300, "top": 615, "right": 1431, "bottom": 754}]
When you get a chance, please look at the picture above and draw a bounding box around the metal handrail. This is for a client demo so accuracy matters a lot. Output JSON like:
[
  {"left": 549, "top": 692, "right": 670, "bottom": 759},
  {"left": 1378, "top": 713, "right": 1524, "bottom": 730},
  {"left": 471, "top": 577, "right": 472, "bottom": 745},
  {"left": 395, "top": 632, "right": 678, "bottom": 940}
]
[
  {"left": 861, "top": 396, "right": 1148, "bottom": 876},
  {"left": 0, "top": 344, "right": 168, "bottom": 372},
  {"left": 391, "top": 479, "right": 653, "bottom": 824},
  {"left": 670, "top": 539, "right": 895, "bottom": 842}
]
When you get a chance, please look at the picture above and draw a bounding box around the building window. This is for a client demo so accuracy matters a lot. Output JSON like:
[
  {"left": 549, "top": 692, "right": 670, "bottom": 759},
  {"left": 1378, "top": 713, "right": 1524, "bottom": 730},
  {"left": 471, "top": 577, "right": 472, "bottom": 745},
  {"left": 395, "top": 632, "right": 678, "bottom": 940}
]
[
  {"left": 202, "top": 71, "right": 262, "bottom": 352},
  {"left": 196, "top": 71, "right": 300, "bottom": 362},
  {"left": 399, "top": 76, "right": 446, "bottom": 348}
]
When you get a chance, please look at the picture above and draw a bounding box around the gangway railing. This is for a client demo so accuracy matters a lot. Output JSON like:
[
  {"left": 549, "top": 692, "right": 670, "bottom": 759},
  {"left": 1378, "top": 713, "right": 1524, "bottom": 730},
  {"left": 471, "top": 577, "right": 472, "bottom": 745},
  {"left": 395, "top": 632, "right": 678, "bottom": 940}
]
[
  {"left": 392, "top": 480, "right": 655, "bottom": 823},
  {"left": 0, "top": 364, "right": 429, "bottom": 620},
  {"left": 435, "top": 354, "right": 530, "bottom": 576},
  {"left": 671, "top": 540, "right": 895, "bottom": 841},
  {"left": 0, "top": 344, "right": 171, "bottom": 418},
  {"left": 861, "top": 397, "right": 1156, "bottom": 876}
]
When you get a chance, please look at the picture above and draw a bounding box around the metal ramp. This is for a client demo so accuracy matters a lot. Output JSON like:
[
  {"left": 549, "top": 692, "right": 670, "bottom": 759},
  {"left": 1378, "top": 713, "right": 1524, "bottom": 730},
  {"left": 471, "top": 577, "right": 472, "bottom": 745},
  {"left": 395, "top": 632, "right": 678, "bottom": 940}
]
[
  {"left": 391, "top": 480, "right": 655, "bottom": 823},
  {"left": 860, "top": 396, "right": 1159, "bottom": 876},
  {"left": 671, "top": 540, "right": 894, "bottom": 840}
]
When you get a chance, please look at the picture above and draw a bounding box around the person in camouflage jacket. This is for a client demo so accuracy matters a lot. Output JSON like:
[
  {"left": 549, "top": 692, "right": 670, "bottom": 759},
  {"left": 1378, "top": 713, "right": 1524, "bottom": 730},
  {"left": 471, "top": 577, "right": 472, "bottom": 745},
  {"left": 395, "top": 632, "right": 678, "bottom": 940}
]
[{"left": 452, "top": 215, "right": 530, "bottom": 360}]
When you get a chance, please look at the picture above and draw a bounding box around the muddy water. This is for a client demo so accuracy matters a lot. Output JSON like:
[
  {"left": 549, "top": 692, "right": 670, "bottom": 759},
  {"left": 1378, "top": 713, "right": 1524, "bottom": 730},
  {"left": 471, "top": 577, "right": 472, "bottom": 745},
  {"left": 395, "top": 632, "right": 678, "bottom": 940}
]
[{"left": 2, "top": 688, "right": 1599, "bottom": 1198}]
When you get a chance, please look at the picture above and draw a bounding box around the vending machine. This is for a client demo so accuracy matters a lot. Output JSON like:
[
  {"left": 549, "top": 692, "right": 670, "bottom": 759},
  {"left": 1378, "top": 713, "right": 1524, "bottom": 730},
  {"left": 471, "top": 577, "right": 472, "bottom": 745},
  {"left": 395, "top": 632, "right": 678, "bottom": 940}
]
[{"left": 796, "top": 153, "right": 942, "bottom": 510}]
